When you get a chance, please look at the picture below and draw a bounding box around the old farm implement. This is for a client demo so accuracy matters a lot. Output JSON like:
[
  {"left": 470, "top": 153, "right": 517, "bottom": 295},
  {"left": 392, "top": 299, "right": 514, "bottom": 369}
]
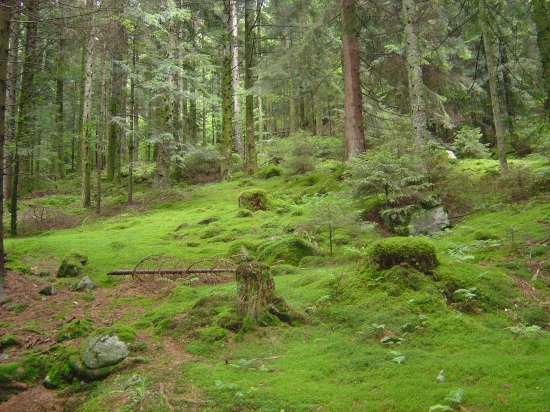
[{"left": 107, "top": 255, "right": 237, "bottom": 293}]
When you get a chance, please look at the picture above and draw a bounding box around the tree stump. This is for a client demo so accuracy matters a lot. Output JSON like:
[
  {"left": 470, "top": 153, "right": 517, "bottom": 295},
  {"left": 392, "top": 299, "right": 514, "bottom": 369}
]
[{"left": 235, "top": 261, "right": 298, "bottom": 327}]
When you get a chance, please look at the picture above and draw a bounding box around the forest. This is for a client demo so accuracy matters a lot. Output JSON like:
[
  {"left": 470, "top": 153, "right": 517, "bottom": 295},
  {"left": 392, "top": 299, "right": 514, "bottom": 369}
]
[{"left": 0, "top": 0, "right": 550, "bottom": 411}]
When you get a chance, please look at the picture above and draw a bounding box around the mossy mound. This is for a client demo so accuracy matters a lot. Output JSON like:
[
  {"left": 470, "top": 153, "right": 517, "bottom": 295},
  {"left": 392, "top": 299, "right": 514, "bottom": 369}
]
[
  {"left": 365, "top": 237, "right": 438, "bottom": 274},
  {"left": 258, "top": 238, "right": 318, "bottom": 266},
  {"left": 257, "top": 164, "right": 283, "bottom": 179},
  {"left": 56, "top": 319, "right": 94, "bottom": 342},
  {"left": 57, "top": 250, "right": 88, "bottom": 278},
  {"left": 226, "top": 240, "right": 259, "bottom": 261},
  {"left": 238, "top": 189, "right": 268, "bottom": 211}
]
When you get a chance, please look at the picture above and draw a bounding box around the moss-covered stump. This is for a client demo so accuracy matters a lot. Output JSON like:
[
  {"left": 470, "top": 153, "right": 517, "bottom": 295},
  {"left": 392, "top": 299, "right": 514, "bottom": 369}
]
[
  {"left": 238, "top": 189, "right": 268, "bottom": 211},
  {"left": 258, "top": 237, "right": 317, "bottom": 266},
  {"left": 365, "top": 237, "right": 438, "bottom": 274},
  {"left": 235, "top": 261, "right": 300, "bottom": 328},
  {"left": 57, "top": 250, "right": 88, "bottom": 278}
]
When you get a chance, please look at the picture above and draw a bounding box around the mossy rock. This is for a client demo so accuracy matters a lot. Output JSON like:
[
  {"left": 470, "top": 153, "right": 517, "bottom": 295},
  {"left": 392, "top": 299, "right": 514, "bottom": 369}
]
[
  {"left": 0, "top": 335, "right": 18, "bottom": 350},
  {"left": 238, "top": 189, "right": 268, "bottom": 211},
  {"left": 365, "top": 237, "right": 438, "bottom": 274},
  {"left": 258, "top": 238, "right": 318, "bottom": 266},
  {"left": 57, "top": 250, "right": 88, "bottom": 278}
]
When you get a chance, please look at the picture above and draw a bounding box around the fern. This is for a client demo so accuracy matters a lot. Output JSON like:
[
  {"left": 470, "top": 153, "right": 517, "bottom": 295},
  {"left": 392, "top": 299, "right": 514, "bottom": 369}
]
[
  {"left": 445, "top": 388, "right": 465, "bottom": 404},
  {"left": 155, "top": 277, "right": 175, "bottom": 283},
  {"left": 506, "top": 324, "right": 542, "bottom": 336}
]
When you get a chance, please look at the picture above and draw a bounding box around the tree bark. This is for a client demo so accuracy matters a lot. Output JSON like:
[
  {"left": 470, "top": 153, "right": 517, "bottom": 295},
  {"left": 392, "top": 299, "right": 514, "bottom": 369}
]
[
  {"left": 532, "top": 0, "right": 550, "bottom": 117},
  {"left": 96, "top": 42, "right": 107, "bottom": 214},
  {"left": 479, "top": 0, "right": 507, "bottom": 173},
  {"left": 53, "top": 38, "right": 66, "bottom": 179},
  {"left": 244, "top": 0, "right": 257, "bottom": 175},
  {"left": 402, "top": 0, "right": 427, "bottom": 143},
  {"left": 220, "top": 0, "right": 234, "bottom": 180},
  {"left": 286, "top": 31, "right": 295, "bottom": 135},
  {"left": 235, "top": 261, "right": 297, "bottom": 326},
  {"left": 11, "top": 0, "right": 39, "bottom": 237},
  {"left": 81, "top": 0, "right": 96, "bottom": 209},
  {"left": 4, "top": 5, "right": 20, "bottom": 208},
  {"left": 231, "top": 0, "right": 243, "bottom": 157},
  {"left": 107, "top": 23, "right": 125, "bottom": 183},
  {"left": 0, "top": 0, "right": 14, "bottom": 281},
  {"left": 340, "top": 0, "right": 366, "bottom": 161}
]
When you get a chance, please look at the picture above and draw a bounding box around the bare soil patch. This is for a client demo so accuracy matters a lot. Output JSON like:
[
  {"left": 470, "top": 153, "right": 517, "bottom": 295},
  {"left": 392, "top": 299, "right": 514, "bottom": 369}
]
[{"left": 0, "top": 271, "right": 191, "bottom": 412}]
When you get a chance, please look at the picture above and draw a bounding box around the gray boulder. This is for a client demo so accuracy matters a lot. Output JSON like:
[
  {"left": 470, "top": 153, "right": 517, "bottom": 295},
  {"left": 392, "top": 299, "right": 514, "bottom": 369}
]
[
  {"left": 74, "top": 276, "right": 97, "bottom": 292},
  {"left": 410, "top": 205, "right": 450, "bottom": 236},
  {"left": 81, "top": 335, "right": 128, "bottom": 369}
]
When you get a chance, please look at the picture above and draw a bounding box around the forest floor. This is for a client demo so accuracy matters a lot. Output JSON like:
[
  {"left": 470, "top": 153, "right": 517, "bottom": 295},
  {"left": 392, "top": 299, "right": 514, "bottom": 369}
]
[{"left": 0, "top": 271, "right": 200, "bottom": 412}]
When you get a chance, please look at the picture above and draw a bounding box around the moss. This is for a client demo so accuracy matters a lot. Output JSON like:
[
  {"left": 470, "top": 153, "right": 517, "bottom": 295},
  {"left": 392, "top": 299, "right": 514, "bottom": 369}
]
[
  {"left": 0, "top": 335, "right": 18, "bottom": 350},
  {"left": 226, "top": 240, "right": 259, "bottom": 261},
  {"left": 56, "top": 319, "right": 94, "bottom": 342},
  {"left": 57, "top": 250, "right": 88, "bottom": 278},
  {"left": 169, "top": 286, "right": 199, "bottom": 303},
  {"left": 92, "top": 325, "right": 137, "bottom": 343},
  {"left": 6, "top": 302, "right": 29, "bottom": 314},
  {"left": 238, "top": 189, "right": 268, "bottom": 211},
  {"left": 258, "top": 238, "right": 318, "bottom": 266},
  {"left": 0, "top": 362, "right": 21, "bottom": 384},
  {"left": 235, "top": 208, "right": 253, "bottom": 218},
  {"left": 197, "top": 326, "right": 227, "bottom": 343},
  {"left": 257, "top": 164, "right": 283, "bottom": 179},
  {"left": 365, "top": 237, "right": 438, "bottom": 274}
]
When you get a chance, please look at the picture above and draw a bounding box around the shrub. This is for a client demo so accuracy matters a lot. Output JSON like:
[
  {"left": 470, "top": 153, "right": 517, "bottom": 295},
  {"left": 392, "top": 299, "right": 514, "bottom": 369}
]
[
  {"left": 257, "top": 238, "right": 318, "bottom": 266},
  {"left": 175, "top": 144, "right": 221, "bottom": 182},
  {"left": 365, "top": 237, "right": 438, "bottom": 274},
  {"left": 238, "top": 189, "right": 268, "bottom": 211},
  {"left": 451, "top": 126, "right": 490, "bottom": 159}
]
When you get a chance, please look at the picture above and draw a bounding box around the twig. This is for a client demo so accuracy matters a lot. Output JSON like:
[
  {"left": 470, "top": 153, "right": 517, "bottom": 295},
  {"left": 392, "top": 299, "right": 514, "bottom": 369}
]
[{"left": 159, "top": 383, "right": 174, "bottom": 412}]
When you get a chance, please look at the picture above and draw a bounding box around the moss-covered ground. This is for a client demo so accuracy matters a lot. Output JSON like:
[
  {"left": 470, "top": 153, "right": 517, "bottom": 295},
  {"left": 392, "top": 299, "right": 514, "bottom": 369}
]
[{"left": 1, "top": 156, "right": 550, "bottom": 411}]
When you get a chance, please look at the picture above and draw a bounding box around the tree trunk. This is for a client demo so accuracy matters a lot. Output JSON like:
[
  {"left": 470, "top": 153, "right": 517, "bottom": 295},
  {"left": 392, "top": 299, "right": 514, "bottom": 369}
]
[
  {"left": 81, "top": 0, "right": 96, "bottom": 209},
  {"left": 235, "top": 261, "right": 296, "bottom": 327},
  {"left": 231, "top": 0, "right": 243, "bottom": 157},
  {"left": 4, "top": 6, "right": 20, "bottom": 207},
  {"left": 53, "top": 38, "right": 66, "bottom": 179},
  {"left": 220, "top": 0, "right": 234, "bottom": 181},
  {"left": 107, "top": 23, "right": 125, "bottom": 183},
  {"left": 244, "top": 0, "right": 257, "bottom": 175},
  {"left": 402, "top": 0, "right": 427, "bottom": 143},
  {"left": 128, "top": 36, "right": 137, "bottom": 204},
  {"left": 340, "top": 0, "right": 366, "bottom": 161},
  {"left": 479, "top": 0, "right": 507, "bottom": 173},
  {"left": 286, "top": 32, "right": 295, "bottom": 136},
  {"left": 0, "top": 0, "right": 14, "bottom": 281},
  {"left": 11, "top": 0, "right": 39, "bottom": 237},
  {"left": 96, "top": 42, "right": 107, "bottom": 215},
  {"left": 533, "top": 0, "right": 550, "bottom": 117}
]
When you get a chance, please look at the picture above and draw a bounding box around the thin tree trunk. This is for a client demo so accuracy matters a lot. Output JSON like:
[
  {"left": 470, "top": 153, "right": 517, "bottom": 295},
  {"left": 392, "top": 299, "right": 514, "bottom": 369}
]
[
  {"left": 4, "top": 6, "right": 20, "bottom": 206},
  {"left": 479, "top": 0, "right": 507, "bottom": 173},
  {"left": 402, "top": 0, "right": 427, "bottom": 143},
  {"left": 532, "top": 0, "right": 550, "bottom": 117},
  {"left": 286, "top": 31, "right": 295, "bottom": 135},
  {"left": 340, "top": 0, "right": 366, "bottom": 160},
  {"left": 11, "top": 0, "right": 39, "bottom": 237},
  {"left": 96, "top": 42, "right": 107, "bottom": 214},
  {"left": 107, "top": 23, "right": 125, "bottom": 182},
  {"left": 54, "top": 38, "right": 66, "bottom": 179},
  {"left": 0, "top": 0, "right": 14, "bottom": 281},
  {"left": 244, "top": 0, "right": 257, "bottom": 175},
  {"left": 81, "top": 0, "right": 96, "bottom": 208},
  {"left": 128, "top": 36, "right": 136, "bottom": 204},
  {"left": 231, "top": 0, "right": 243, "bottom": 157},
  {"left": 221, "top": 0, "right": 234, "bottom": 180}
]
